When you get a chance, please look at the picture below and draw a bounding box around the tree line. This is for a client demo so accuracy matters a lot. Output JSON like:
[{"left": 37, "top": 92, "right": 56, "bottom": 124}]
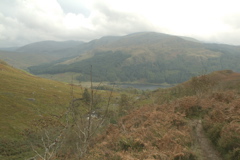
[{"left": 28, "top": 50, "right": 240, "bottom": 84}]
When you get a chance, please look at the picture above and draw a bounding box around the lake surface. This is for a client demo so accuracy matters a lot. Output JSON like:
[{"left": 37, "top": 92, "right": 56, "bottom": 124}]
[{"left": 112, "top": 83, "right": 173, "bottom": 90}]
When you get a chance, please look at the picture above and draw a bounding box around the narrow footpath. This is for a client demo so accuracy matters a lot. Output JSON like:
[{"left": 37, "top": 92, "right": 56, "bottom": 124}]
[{"left": 192, "top": 120, "right": 223, "bottom": 160}]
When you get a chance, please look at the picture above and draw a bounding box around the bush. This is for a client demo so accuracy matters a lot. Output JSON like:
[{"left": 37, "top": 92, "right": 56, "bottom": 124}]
[
  {"left": 227, "top": 148, "right": 240, "bottom": 160},
  {"left": 185, "top": 105, "right": 203, "bottom": 118},
  {"left": 218, "top": 122, "right": 240, "bottom": 152},
  {"left": 0, "top": 139, "right": 31, "bottom": 159},
  {"left": 174, "top": 96, "right": 205, "bottom": 118},
  {"left": 117, "top": 137, "right": 144, "bottom": 152},
  {"left": 211, "top": 91, "right": 236, "bottom": 103},
  {"left": 174, "top": 151, "right": 197, "bottom": 160},
  {"left": 206, "top": 123, "right": 224, "bottom": 145}
]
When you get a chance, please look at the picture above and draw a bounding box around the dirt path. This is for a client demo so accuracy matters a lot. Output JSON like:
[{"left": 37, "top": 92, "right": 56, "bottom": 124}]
[{"left": 191, "top": 120, "right": 223, "bottom": 160}]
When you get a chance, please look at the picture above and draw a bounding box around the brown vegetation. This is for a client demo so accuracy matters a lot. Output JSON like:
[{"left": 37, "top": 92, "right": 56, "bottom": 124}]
[
  {"left": 82, "top": 70, "right": 240, "bottom": 160},
  {"left": 84, "top": 104, "right": 196, "bottom": 160}
]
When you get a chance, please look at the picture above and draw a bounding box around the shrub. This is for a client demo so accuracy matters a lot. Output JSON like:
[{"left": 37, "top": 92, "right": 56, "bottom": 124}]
[
  {"left": 174, "top": 151, "right": 197, "bottom": 160},
  {"left": 185, "top": 105, "right": 203, "bottom": 118},
  {"left": 218, "top": 122, "right": 240, "bottom": 152},
  {"left": 190, "top": 75, "right": 215, "bottom": 94},
  {"left": 117, "top": 137, "right": 145, "bottom": 152},
  {"left": 174, "top": 96, "right": 204, "bottom": 118},
  {"left": 227, "top": 148, "right": 240, "bottom": 160},
  {"left": 206, "top": 123, "right": 224, "bottom": 145},
  {"left": 211, "top": 91, "right": 236, "bottom": 103}
]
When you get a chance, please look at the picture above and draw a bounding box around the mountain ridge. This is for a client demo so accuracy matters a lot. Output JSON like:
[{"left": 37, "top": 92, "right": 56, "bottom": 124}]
[
  {"left": 1, "top": 32, "right": 240, "bottom": 84},
  {"left": 16, "top": 40, "right": 84, "bottom": 54},
  {"left": 27, "top": 32, "right": 240, "bottom": 84}
]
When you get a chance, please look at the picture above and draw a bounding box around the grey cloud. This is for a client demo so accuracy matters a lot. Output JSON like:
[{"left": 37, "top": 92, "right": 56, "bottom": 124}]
[
  {"left": 215, "top": 31, "right": 240, "bottom": 45},
  {"left": 223, "top": 13, "right": 240, "bottom": 29},
  {"left": 0, "top": 0, "right": 101, "bottom": 47},
  {"left": 0, "top": 1, "right": 65, "bottom": 47},
  {"left": 92, "top": 2, "right": 156, "bottom": 36},
  {"left": 57, "top": 0, "right": 90, "bottom": 16},
  {"left": 0, "top": 0, "right": 17, "bottom": 17},
  {"left": 1, "top": 0, "right": 240, "bottom": 47}
]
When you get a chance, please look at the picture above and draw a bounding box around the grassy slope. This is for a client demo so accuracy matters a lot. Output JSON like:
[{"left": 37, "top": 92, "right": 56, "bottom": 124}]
[
  {"left": 0, "top": 61, "right": 82, "bottom": 139},
  {"left": 0, "top": 60, "right": 124, "bottom": 160}
]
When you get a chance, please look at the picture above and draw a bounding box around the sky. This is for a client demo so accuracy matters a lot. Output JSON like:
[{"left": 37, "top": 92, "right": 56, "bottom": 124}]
[{"left": 0, "top": 0, "right": 240, "bottom": 47}]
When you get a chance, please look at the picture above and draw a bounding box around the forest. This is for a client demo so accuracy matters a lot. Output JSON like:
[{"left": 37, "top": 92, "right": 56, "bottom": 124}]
[{"left": 28, "top": 49, "right": 240, "bottom": 84}]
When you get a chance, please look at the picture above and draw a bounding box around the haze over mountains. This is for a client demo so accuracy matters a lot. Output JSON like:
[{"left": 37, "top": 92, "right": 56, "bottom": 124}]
[{"left": 1, "top": 32, "right": 240, "bottom": 84}]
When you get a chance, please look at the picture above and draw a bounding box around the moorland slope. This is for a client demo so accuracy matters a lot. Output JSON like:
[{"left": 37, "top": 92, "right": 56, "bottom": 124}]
[
  {"left": 83, "top": 70, "right": 240, "bottom": 160},
  {"left": 0, "top": 60, "right": 82, "bottom": 159}
]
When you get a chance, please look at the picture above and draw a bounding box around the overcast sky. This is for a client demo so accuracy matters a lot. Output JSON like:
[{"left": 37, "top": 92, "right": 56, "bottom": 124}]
[{"left": 0, "top": 0, "right": 240, "bottom": 47}]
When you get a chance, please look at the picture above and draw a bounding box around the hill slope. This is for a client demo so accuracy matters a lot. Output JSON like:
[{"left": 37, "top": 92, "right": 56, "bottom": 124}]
[
  {"left": 1, "top": 58, "right": 239, "bottom": 160},
  {"left": 16, "top": 40, "right": 83, "bottom": 54},
  {"left": 0, "top": 50, "right": 62, "bottom": 69},
  {"left": 0, "top": 40, "right": 84, "bottom": 70},
  {"left": 28, "top": 32, "right": 240, "bottom": 84},
  {"left": 0, "top": 60, "right": 82, "bottom": 159},
  {"left": 83, "top": 70, "right": 240, "bottom": 160}
]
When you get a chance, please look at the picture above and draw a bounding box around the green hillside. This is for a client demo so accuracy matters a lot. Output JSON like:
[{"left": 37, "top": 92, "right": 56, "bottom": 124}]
[
  {"left": 28, "top": 32, "right": 240, "bottom": 84},
  {"left": 0, "top": 60, "right": 83, "bottom": 159},
  {"left": 0, "top": 59, "right": 125, "bottom": 160}
]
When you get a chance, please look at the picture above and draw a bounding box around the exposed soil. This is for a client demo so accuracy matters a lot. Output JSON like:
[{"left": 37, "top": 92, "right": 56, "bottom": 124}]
[{"left": 191, "top": 120, "right": 223, "bottom": 160}]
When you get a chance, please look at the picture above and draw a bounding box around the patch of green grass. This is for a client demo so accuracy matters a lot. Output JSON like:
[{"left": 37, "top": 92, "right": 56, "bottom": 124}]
[{"left": 0, "top": 62, "right": 84, "bottom": 159}]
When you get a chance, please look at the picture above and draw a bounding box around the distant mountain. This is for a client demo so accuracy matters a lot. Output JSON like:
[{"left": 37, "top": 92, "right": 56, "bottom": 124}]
[
  {"left": 180, "top": 36, "right": 200, "bottom": 42},
  {"left": 1, "top": 32, "right": 240, "bottom": 84},
  {"left": 0, "top": 47, "right": 19, "bottom": 52},
  {"left": 28, "top": 32, "right": 240, "bottom": 84},
  {"left": 16, "top": 40, "right": 84, "bottom": 54},
  {"left": 0, "top": 40, "right": 85, "bottom": 69}
]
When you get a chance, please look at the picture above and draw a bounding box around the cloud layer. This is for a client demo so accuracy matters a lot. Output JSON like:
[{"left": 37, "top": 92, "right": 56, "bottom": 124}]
[{"left": 0, "top": 0, "right": 240, "bottom": 47}]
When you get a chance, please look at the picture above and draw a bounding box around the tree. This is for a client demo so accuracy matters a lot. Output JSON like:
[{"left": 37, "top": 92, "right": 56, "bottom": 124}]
[
  {"left": 29, "top": 65, "right": 115, "bottom": 159},
  {"left": 82, "top": 88, "right": 90, "bottom": 103},
  {"left": 65, "top": 65, "right": 114, "bottom": 159}
]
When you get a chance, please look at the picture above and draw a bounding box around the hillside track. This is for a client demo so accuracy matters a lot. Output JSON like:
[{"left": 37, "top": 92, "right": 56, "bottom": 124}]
[{"left": 192, "top": 120, "right": 223, "bottom": 160}]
